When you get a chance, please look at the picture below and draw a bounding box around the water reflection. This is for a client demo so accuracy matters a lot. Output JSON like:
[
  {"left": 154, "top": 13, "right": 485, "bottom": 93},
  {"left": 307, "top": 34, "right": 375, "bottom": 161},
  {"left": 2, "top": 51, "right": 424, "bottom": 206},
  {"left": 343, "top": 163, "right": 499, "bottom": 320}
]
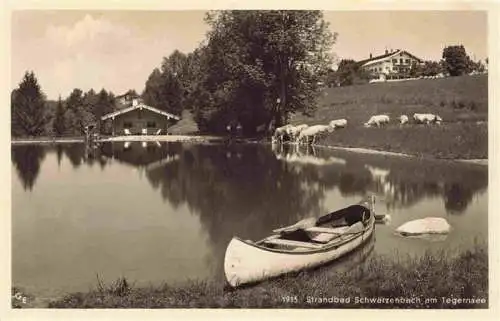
[
  {"left": 11, "top": 145, "right": 46, "bottom": 191},
  {"left": 270, "top": 144, "right": 488, "bottom": 215},
  {"left": 63, "top": 144, "right": 85, "bottom": 169},
  {"left": 142, "top": 143, "right": 327, "bottom": 274},
  {"left": 11, "top": 142, "right": 488, "bottom": 217}
]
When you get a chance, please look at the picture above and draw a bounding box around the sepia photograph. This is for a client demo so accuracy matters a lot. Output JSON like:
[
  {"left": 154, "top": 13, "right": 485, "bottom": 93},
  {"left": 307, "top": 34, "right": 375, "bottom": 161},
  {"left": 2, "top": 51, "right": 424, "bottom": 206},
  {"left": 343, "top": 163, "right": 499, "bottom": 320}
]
[{"left": 4, "top": 1, "right": 498, "bottom": 317}]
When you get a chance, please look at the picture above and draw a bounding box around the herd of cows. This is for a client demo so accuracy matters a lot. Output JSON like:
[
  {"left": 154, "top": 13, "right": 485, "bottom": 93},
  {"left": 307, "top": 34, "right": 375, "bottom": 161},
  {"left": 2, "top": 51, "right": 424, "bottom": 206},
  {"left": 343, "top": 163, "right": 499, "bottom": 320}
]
[{"left": 272, "top": 113, "right": 444, "bottom": 145}]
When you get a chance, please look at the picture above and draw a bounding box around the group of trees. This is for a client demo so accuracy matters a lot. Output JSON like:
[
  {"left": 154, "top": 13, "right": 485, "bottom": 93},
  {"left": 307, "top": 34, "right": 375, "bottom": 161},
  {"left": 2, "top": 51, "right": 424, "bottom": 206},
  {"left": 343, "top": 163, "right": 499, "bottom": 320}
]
[
  {"left": 13, "top": 11, "right": 337, "bottom": 138},
  {"left": 411, "top": 45, "right": 487, "bottom": 78},
  {"left": 13, "top": 11, "right": 488, "bottom": 137},
  {"left": 142, "top": 10, "right": 336, "bottom": 135},
  {"left": 11, "top": 71, "right": 121, "bottom": 138}
]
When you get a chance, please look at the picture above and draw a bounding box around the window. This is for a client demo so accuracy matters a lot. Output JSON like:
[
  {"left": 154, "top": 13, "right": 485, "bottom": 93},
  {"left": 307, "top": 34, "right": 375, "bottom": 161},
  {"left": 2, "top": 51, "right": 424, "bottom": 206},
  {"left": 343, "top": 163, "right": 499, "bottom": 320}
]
[
  {"left": 405, "top": 59, "right": 410, "bottom": 64},
  {"left": 124, "top": 122, "right": 133, "bottom": 128},
  {"left": 392, "top": 59, "right": 397, "bottom": 64},
  {"left": 400, "top": 58, "right": 403, "bottom": 64},
  {"left": 147, "top": 121, "right": 156, "bottom": 128},
  {"left": 394, "top": 67, "right": 399, "bottom": 71}
]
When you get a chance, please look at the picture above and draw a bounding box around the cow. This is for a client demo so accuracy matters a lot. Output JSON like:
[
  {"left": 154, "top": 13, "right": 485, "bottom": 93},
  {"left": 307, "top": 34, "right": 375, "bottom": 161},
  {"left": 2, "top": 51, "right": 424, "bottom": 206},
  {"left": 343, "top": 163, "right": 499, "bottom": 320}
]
[{"left": 364, "top": 115, "right": 390, "bottom": 127}]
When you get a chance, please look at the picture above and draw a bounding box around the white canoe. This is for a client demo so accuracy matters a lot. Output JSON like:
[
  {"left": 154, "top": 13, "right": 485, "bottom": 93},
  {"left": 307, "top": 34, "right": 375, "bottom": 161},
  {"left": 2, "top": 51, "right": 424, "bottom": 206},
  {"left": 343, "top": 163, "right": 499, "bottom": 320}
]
[{"left": 224, "top": 199, "right": 376, "bottom": 287}]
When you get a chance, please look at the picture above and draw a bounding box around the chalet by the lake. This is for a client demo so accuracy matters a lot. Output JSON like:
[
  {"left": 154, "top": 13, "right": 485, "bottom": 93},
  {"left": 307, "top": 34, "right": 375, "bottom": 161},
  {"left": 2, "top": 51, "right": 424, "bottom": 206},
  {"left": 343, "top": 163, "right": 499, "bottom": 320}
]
[
  {"left": 358, "top": 49, "right": 423, "bottom": 80},
  {"left": 101, "top": 99, "right": 180, "bottom": 136}
]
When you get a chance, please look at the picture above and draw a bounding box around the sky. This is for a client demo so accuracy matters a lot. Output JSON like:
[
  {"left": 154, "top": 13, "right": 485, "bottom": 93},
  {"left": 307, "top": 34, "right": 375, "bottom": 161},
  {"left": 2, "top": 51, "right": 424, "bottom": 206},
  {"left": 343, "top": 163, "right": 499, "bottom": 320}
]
[{"left": 11, "top": 10, "right": 488, "bottom": 100}]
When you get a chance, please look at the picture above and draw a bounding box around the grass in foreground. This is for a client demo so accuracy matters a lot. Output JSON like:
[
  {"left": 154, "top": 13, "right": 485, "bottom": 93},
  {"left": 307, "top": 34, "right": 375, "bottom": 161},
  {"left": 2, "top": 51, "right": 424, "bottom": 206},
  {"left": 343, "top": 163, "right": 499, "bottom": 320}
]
[{"left": 47, "top": 244, "right": 488, "bottom": 309}]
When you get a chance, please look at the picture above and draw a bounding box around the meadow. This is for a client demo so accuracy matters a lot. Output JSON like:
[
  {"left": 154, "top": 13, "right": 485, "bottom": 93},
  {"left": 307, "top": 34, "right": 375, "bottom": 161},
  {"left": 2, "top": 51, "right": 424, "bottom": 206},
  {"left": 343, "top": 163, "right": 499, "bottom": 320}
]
[{"left": 291, "top": 74, "right": 488, "bottom": 159}]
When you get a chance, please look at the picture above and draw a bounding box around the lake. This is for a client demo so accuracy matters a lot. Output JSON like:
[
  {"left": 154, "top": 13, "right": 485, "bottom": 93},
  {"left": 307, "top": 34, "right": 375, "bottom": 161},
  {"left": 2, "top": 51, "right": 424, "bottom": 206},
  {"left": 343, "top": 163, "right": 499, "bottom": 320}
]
[{"left": 11, "top": 142, "right": 488, "bottom": 300}]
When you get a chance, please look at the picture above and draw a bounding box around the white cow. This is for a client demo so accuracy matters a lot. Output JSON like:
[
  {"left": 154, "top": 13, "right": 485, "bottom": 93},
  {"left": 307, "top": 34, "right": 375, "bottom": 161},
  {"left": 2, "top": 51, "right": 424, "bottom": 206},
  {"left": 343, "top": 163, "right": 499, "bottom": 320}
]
[
  {"left": 364, "top": 115, "right": 390, "bottom": 127},
  {"left": 413, "top": 113, "right": 442, "bottom": 125},
  {"left": 399, "top": 115, "right": 409, "bottom": 125},
  {"left": 286, "top": 124, "right": 309, "bottom": 144},
  {"left": 329, "top": 118, "right": 348, "bottom": 129},
  {"left": 272, "top": 124, "right": 293, "bottom": 143},
  {"left": 298, "top": 124, "right": 334, "bottom": 145}
]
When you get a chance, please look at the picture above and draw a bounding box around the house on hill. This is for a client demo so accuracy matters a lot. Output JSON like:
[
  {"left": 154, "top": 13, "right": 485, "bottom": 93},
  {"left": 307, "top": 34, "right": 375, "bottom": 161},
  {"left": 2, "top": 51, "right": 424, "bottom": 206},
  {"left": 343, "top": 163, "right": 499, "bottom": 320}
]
[
  {"left": 116, "top": 91, "right": 142, "bottom": 107},
  {"left": 101, "top": 99, "right": 181, "bottom": 136},
  {"left": 358, "top": 49, "right": 423, "bottom": 81}
]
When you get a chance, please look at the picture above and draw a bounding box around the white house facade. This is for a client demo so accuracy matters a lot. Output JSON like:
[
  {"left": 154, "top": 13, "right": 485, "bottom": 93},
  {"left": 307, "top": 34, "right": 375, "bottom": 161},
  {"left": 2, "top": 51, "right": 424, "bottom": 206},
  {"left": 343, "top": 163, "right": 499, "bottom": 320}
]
[{"left": 358, "top": 49, "right": 423, "bottom": 80}]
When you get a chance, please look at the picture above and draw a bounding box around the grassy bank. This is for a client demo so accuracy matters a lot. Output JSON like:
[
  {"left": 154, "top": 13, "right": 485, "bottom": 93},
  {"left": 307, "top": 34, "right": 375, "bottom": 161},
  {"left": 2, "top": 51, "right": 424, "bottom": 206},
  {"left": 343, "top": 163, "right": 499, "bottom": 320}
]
[
  {"left": 291, "top": 75, "right": 488, "bottom": 160},
  {"left": 46, "top": 243, "right": 488, "bottom": 309},
  {"left": 318, "top": 122, "right": 487, "bottom": 159}
]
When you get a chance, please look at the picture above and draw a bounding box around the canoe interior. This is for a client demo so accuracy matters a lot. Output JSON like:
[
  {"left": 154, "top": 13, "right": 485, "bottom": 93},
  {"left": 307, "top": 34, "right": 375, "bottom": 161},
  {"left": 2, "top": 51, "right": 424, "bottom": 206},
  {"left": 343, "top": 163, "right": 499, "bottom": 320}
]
[{"left": 256, "top": 204, "right": 372, "bottom": 252}]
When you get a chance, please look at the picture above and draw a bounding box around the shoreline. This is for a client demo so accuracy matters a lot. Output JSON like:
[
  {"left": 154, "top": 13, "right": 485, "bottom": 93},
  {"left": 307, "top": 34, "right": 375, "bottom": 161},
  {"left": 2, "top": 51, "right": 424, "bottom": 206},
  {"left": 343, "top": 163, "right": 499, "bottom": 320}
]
[
  {"left": 10, "top": 136, "right": 488, "bottom": 165},
  {"left": 20, "top": 243, "right": 487, "bottom": 309},
  {"left": 315, "top": 144, "right": 487, "bottom": 166}
]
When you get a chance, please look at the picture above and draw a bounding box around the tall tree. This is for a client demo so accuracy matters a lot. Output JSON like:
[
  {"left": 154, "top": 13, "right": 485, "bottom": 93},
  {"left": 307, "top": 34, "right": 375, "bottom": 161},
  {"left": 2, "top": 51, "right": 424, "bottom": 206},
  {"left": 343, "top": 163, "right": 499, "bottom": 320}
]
[
  {"left": 11, "top": 71, "right": 50, "bottom": 137},
  {"left": 142, "top": 57, "right": 184, "bottom": 116},
  {"left": 442, "top": 45, "right": 472, "bottom": 76},
  {"left": 53, "top": 95, "right": 66, "bottom": 136},
  {"left": 64, "top": 88, "right": 95, "bottom": 135},
  {"left": 195, "top": 10, "right": 335, "bottom": 134},
  {"left": 65, "top": 88, "right": 84, "bottom": 113},
  {"left": 83, "top": 89, "right": 98, "bottom": 117},
  {"left": 142, "top": 68, "right": 164, "bottom": 109}
]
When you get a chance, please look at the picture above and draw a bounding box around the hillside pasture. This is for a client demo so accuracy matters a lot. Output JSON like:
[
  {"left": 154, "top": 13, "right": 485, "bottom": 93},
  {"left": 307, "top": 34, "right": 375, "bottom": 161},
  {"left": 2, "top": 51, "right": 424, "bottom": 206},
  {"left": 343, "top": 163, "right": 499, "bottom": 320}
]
[
  {"left": 290, "top": 75, "right": 488, "bottom": 159},
  {"left": 292, "top": 74, "right": 487, "bottom": 127}
]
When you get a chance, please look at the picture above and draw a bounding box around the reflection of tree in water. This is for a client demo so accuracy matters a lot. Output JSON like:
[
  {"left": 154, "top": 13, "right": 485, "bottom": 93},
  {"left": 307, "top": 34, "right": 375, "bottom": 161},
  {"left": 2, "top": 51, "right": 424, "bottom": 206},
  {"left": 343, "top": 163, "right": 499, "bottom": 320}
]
[
  {"left": 63, "top": 144, "right": 86, "bottom": 169},
  {"left": 144, "top": 143, "right": 329, "bottom": 277},
  {"left": 270, "top": 144, "right": 488, "bottom": 215},
  {"left": 56, "top": 145, "right": 63, "bottom": 168},
  {"left": 444, "top": 183, "right": 475, "bottom": 214},
  {"left": 338, "top": 171, "right": 372, "bottom": 196},
  {"left": 11, "top": 145, "right": 46, "bottom": 191}
]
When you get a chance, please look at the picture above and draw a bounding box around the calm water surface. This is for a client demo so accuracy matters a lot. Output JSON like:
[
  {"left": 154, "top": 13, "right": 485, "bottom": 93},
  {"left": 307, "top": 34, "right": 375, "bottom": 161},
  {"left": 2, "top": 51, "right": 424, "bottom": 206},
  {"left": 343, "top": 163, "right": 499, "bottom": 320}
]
[{"left": 11, "top": 142, "right": 488, "bottom": 298}]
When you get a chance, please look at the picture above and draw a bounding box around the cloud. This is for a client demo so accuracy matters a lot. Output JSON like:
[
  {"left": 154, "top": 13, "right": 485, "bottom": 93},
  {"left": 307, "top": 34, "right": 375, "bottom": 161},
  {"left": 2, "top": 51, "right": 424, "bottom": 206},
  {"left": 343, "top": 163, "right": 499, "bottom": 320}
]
[
  {"left": 46, "top": 14, "right": 134, "bottom": 56},
  {"left": 12, "top": 14, "right": 162, "bottom": 99}
]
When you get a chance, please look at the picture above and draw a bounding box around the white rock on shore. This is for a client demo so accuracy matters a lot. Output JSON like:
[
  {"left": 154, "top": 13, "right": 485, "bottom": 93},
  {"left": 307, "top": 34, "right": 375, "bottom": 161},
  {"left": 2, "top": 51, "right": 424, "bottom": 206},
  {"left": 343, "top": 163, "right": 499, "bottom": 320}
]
[{"left": 396, "top": 217, "right": 451, "bottom": 236}]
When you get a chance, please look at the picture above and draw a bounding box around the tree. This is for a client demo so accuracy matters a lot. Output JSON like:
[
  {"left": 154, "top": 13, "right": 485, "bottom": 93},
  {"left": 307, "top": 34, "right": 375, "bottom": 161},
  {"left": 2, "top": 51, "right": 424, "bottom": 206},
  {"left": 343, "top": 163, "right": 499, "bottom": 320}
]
[
  {"left": 64, "top": 88, "right": 95, "bottom": 135},
  {"left": 93, "top": 89, "right": 115, "bottom": 120},
  {"left": 83, "top": 89, "right": 98, "bottom": 116},
  {"left": 333, "top": 59, "right": 370, "bottom": 86},
  {"left": 125, "top": 89, "right": 138, "bottom": 97},
  {"left": 420, "top": 60, "right": 442, "bottom": 77},
  {"left": 142, "top": 68, "right": 165, "bottom": 110},
  {"left": 442, "top": 45, "right": 472, "bottom": 76},
  {"left": 53, "top": 95, "right": 66, "bottom": 136},
  {"left": 142, "top": 50, "right": 186, "bottom": 117},
  {"left": 11, "top": 71, "right": 50, "bottom": 137},
  {"left": 469, "top": 59, "right": 486, "bottom": 74},
  {"left": 193, "top": 10, "right": 335, "bottom": 134},
  {"left": 66, "top": 88, "right": 84, "bottom": 113}
]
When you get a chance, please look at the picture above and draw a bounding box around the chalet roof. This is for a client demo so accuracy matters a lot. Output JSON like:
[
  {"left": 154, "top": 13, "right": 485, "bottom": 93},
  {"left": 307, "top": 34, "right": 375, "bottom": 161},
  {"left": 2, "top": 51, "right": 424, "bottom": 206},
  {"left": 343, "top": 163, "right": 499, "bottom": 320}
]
[
  {"left": 358, "top": 49, "right": 423, "bottom": 67},
  {"left": 101, "top": 103, "right": 181, "bottom": 121}
]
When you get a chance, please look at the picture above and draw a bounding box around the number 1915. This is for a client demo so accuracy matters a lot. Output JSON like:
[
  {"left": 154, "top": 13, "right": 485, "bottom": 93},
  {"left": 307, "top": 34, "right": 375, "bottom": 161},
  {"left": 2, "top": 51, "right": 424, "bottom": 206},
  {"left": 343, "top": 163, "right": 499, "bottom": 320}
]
[{"left": 281, "top": 295, "right": 298, "bottom": 303}]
